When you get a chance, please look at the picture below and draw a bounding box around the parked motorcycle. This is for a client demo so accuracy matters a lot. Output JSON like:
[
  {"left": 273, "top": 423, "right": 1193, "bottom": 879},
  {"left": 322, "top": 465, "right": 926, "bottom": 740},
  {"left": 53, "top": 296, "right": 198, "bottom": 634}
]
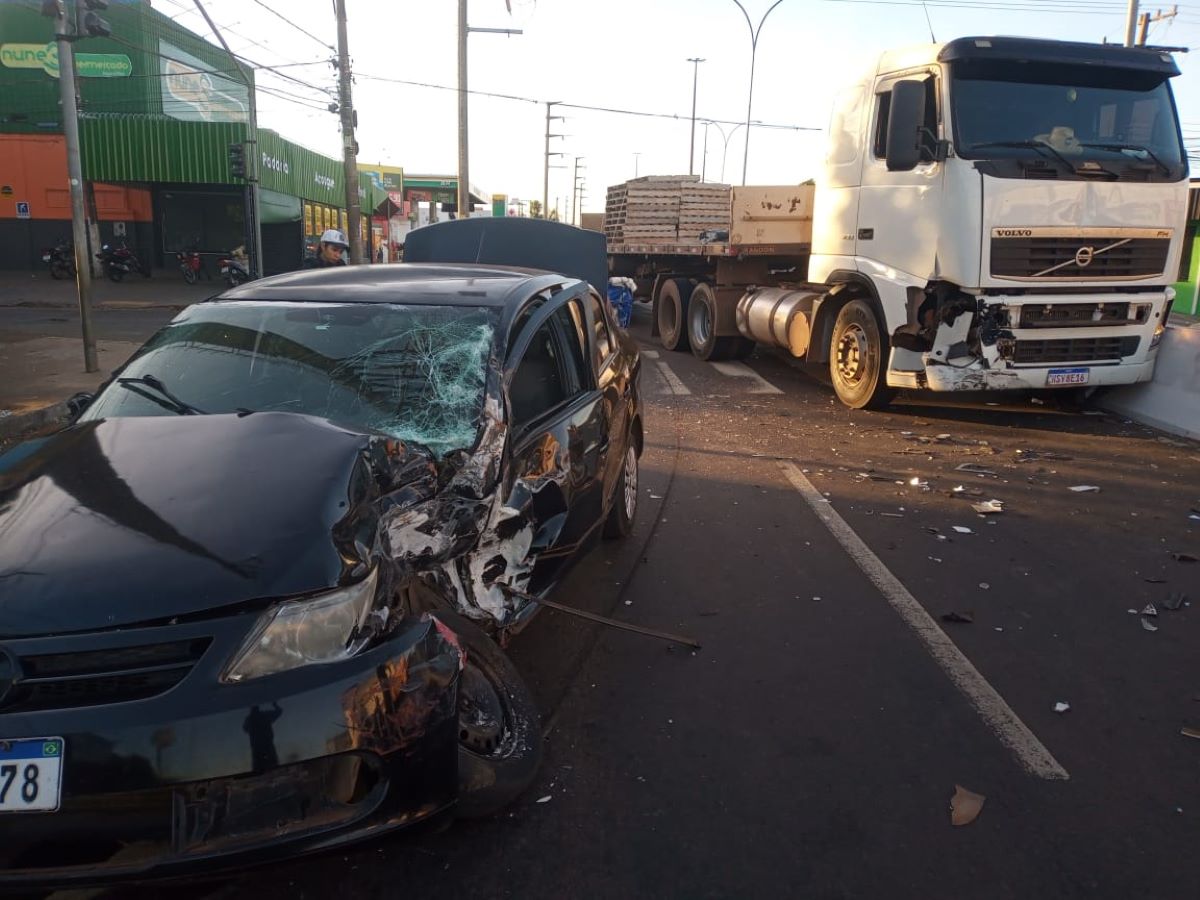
[
  {"left": 41, "top": 238, "right": 75, "bottom": 280},
  {"left": 176, "top": 247, "right": 203, "bottom": 284},
  {"left": 96, "top": 243, "right": 150, "bottom": 283},
  {"left": 218, "top": 246, "right": 251, "bottom": 287}
]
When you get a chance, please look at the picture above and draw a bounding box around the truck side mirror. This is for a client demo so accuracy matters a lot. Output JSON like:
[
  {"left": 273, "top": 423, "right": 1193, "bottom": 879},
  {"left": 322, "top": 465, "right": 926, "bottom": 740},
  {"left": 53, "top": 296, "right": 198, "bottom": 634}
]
[{"left": 886, "top": 80, "right": 926, "bottom": 172}]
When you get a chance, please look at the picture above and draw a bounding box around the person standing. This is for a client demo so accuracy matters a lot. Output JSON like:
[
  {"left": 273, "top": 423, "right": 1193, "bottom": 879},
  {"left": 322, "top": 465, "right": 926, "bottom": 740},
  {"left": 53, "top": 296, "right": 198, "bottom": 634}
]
[{"left": 305, "top": 229, "right": 350, "bottom": 268}]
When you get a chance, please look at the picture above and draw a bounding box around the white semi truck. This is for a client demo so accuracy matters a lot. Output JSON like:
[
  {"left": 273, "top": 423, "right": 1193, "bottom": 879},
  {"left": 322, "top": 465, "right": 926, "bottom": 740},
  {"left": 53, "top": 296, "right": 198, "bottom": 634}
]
[{"left": 606, "top": 36, "right": 1189, "bottom": 408}]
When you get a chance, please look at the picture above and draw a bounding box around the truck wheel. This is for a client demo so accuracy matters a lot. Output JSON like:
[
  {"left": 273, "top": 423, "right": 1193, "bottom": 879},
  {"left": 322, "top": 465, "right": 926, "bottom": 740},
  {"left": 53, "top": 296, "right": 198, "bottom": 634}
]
[
  {"left": 829, "top": 299, "right": 895, "bottom": 410},
  {"left": 657, "top": 278, "right": 692, "bottom": 352},
  {"left": 687, "top": 283, "right": 739, "bottom": 361}
]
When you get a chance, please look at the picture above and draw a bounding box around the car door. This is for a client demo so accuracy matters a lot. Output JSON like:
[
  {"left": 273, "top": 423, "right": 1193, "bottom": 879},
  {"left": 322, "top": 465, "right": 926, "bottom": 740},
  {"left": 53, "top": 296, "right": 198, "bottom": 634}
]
[
  {"left": 505, "top": 294, "right": 608, "bottom": 591},
  {"left": 581, "top": 291, "right": 628, "bottom": 513}
]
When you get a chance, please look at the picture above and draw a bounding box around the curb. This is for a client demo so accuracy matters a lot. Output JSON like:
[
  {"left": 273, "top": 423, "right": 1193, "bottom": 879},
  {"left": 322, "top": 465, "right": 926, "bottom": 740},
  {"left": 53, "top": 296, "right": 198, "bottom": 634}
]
[{"left": 0, "top": 401, "right": 70, "bottom": 441}]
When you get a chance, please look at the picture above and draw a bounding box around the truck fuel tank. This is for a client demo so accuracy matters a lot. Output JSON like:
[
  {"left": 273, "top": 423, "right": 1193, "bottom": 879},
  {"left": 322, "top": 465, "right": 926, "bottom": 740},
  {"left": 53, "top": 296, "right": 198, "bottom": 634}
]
[{"left": 736, "top": 287, "right": 822, "bottom": 358}]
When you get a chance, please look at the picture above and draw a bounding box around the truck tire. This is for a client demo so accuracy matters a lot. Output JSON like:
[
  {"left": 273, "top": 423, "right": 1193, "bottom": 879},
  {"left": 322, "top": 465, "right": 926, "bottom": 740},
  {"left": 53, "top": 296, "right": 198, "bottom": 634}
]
[
  {"left": 829, "top": 298, "right": 895, "bottom": 410},
  {"left": 687, "top": 283, "right": 744, "bottom": 361},
  {"left": 657, "top": 278, "right": 692, "bottom": 352}
]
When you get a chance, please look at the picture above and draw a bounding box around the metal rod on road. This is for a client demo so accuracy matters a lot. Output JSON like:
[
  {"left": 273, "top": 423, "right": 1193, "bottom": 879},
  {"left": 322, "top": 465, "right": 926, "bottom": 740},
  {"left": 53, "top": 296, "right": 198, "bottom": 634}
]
[
  {"left": 55, "top": 1, "right": 97, "bottom": 373},
  {"left": 335, "top": 0, "right": 363, "bottom": 263},
  {"left": 500, "top": 586, "right": 702, "bottom": 649}
]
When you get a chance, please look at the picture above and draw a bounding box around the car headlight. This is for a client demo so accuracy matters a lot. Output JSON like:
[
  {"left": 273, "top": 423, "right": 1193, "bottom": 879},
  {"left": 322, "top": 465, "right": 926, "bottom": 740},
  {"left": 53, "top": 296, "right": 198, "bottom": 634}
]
[{"left": 222, "top": 567, "right": 381, "bottom": 683}]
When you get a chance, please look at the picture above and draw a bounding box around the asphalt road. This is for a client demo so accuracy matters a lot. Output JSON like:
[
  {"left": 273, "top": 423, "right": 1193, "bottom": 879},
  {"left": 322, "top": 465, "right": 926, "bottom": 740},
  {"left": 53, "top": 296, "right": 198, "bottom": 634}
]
[{"left": 49, "top": 303, "right": 1200, "bottom": 899}]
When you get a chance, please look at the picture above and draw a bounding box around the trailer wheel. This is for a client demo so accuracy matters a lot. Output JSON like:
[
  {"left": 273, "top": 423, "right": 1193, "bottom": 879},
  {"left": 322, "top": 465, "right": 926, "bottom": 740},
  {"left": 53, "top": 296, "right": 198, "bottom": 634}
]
[
  {"left": 657, "top": 278, "right": 692, "bottom": 352},
  {"left": 829, "top": 299, "right": 895, "bottom": 410},
  {"left": 687, "top": 283, "right": 752, "bottom": 361}
]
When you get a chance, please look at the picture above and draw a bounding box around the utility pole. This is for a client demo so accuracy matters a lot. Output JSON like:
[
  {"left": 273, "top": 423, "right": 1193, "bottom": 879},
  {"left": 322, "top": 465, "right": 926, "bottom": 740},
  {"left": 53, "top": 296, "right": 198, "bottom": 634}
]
[
  {"left": 687, "top": 57, "right": 705, "bottom": 176},
  {"left": 334, "top": 0, "right": 363, "bottom": 263},
  {"left": 544, "top": 101, "right": 564, "bottom": 220},
  {"left": 633, "top": 152, "right": 641, "bottom": 178},
  {"left": 1125, "top": 0, "right": 1140, "bottom": 45},
  {"left": 193, "top": 0, "right": 264, "bottom": 278},
  {"left": 54, "top": 0, "right": 96, "bottom": 372},
  {"left": 1137, "top": 6, "right": 1178, "bottom": 45}
]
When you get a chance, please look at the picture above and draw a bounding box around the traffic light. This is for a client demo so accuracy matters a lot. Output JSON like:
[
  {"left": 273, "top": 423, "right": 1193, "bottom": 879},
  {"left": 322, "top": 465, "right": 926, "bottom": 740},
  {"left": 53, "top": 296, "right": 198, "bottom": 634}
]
[
  {"left": 229, "top": 143, "right": 247, "bottom": 180},
  {"left": 80, "top": 0, "right": 111, "bottom": 37}
]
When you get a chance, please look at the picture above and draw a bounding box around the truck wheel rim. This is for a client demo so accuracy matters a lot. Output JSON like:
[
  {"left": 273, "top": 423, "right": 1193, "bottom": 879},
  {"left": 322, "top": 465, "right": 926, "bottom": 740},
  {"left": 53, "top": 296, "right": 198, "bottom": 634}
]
[
  {"left": 836, "top": 323, "right": 869, "bottom": 386},
  {"left": 458, "top": 664, "right": 506, "bottom": 757},
  {"left": 693, "top": 300, "right": 712, "bottom": 345},
  {"left": 623, "top": 445, "right": 638, "bottom": 519}
]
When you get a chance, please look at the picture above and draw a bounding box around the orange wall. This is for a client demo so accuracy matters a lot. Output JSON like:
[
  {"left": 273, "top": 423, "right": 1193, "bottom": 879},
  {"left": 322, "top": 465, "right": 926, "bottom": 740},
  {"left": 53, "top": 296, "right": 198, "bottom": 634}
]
[{"left": 0, "top": 134, "right": 151, "bottom": 222}]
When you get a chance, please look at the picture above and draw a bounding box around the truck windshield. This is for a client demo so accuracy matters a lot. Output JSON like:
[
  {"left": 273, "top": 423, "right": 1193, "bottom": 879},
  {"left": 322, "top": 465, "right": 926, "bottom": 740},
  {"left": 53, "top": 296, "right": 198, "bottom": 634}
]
[{"left": 950, "top": 61, "right": 1185, "bottom": 180}]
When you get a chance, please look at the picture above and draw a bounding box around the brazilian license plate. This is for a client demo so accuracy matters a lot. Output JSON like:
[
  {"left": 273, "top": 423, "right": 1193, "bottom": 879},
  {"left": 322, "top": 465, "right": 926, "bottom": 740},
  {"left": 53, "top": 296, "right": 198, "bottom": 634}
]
[
  {"left": 1046, "top": 367, "right": 1090, "bottom": 386},
  {"left": 0, "top": 738, "right": 64, "bottom": 813}
]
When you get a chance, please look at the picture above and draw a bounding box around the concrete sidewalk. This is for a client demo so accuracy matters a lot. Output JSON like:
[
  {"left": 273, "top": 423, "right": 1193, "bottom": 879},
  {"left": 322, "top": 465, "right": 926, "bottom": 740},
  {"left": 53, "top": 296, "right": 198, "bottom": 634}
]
[{"left": 0, "top": 268, "right": 218, "bottom": 310}]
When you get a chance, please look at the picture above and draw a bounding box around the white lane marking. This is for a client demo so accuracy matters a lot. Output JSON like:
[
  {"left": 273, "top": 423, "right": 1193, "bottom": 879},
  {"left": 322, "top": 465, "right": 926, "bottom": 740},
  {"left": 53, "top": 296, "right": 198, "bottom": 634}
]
[
  {"left": 710, "top": 360, "right": 783, "bottom": 394},
  {"left": 641, "top": 349, "right": 660, "bottom": 359},
  {"left": 777, "top": 460, "right": 1070, "bottom": 782},
  {"left": 655, "top": 361, "right": 691, "bottom": 396}
]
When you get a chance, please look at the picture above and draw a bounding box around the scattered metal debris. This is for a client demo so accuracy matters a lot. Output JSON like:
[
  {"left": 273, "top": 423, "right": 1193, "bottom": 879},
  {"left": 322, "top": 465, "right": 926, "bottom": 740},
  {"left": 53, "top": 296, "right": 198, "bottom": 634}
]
[
  {"left": 1054, "top": 702, "right": 1071, "bottom": 714},
  {"left": 972, "top": 500, "right": 1004, "bottom": 515},
  {"left": 1015, "top": 449, "right": 1073, "bottom": 463},
  {"left": 1171, "top": 552, "right": 1198, "bottom": 563},
  {"left": 1164, "top": 592, "right": 1189, "bottom": 611},
  {"left": 1069, "top": 485, "right": 1100, "bottom": 493},
  {"left": 1142, "top": 618, "right": 1159, "bottom": 633},
  {"left": 1145, "top": 577, "right": 1168, "bottom": 584},
  {"left": 1142, "top": 604, "right": 1159, "bottom": 618},
  {"left": 979, "top": 583, "right": 991, "bottom": 590},
  {"left": 953, "top": 526, "right": 974, "bottom": 535},
  {"left": 1182, "top": 727, "right": 1200, "bottom": 741},
  {"left": 536, "top": 795, "right": 552, "bottom": 803},
  {"left": 941, "top": 611, "right": 974, "bottom": 624},
  {"left": 955, "top": 463, "right": 999, "bottom": 477},
  {"left": 950, "top": 785, "right": 986, "bottom": 826},
  {"left": 502, "top": 587, "right": 702, "bottom": 649}
]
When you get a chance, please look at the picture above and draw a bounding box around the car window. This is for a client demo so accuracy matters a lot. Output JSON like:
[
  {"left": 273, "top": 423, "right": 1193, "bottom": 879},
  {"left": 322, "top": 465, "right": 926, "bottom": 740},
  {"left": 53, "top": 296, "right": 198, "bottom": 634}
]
[
  {"left": 509, "top": 318, "right": 568, "bottom": 428},
  {"left": 874, "top": 76, "right": 939, "bottom": 162},
  {"left": 560, "top": 300, "right": 591, "bottom": 388},
  {"left": 80, "top": 301, "right": 497, "bottom": 456},
  {"left": 589, "top": 294, "right": 613, "bottom": 370}
]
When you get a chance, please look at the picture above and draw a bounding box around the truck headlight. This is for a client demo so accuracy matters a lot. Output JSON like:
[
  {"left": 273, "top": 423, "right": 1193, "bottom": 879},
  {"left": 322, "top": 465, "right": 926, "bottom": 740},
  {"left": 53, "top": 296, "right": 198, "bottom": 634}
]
[{"left": 222, "top": 567, "right": 380, "bottom": 683}]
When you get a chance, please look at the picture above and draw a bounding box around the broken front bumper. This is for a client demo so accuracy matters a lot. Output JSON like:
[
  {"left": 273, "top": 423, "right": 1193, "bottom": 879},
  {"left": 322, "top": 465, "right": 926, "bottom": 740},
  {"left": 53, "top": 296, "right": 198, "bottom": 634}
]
[{"left": 0, "top": 617, "right": 461, "bottom": 888}]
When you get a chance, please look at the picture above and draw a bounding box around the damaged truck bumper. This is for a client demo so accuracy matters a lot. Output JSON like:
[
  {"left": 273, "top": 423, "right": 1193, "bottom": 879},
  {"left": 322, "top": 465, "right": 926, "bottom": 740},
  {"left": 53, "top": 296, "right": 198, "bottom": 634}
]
[{"left": 0, "top": 616, "right": 461, "bottom": 888}]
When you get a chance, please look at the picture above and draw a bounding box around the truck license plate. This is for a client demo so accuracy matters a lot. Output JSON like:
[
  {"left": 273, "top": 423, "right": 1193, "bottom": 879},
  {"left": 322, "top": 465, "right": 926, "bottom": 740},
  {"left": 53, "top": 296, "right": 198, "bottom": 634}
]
[
  {"left": 0, "top": 738, "right": 64, "bottom": 813},
  {"left": 1046, "top": 367, "right": 1090, "bottom": 386}
]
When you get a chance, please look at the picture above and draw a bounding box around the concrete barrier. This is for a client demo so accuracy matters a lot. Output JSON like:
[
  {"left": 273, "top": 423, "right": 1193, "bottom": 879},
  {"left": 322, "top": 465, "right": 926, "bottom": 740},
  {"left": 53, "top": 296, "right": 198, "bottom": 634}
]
[{"left": 1101, "top": 324, "right": 1200, "bottom": 440}]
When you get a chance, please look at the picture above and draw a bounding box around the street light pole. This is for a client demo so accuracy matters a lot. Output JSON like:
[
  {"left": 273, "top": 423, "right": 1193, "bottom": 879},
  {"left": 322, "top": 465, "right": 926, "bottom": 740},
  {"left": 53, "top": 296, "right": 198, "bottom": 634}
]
[
  {"left": 633, "top": 152, "right": 641, "bottom": 178},
  {"left": 731, "top": 0, "right": 784, "bottom": 185},
  {"left": 687, "top": 57, "right": 705, "bottom": 175}
]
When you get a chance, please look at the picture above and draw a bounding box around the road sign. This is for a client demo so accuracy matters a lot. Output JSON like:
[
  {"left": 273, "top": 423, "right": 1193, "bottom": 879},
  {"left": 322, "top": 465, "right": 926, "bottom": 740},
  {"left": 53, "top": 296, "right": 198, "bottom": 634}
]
[{"left": 15, "top": 201, "right": 30, "bottom": 219}]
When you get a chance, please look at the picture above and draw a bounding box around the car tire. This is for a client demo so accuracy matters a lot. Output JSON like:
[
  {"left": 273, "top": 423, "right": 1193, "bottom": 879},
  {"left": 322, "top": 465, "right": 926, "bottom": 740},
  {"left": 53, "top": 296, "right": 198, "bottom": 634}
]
[
  {"left": 829, "top": 298, "right": 896, "bottom": 410},
  {"left": 437, "top": 611, "right": 543, "bottom": 819},
  {"left": 603, "top": 440, "right": 639, "bottom": 539},
  {"left": 183, "top": 267, "right": 197, "bottom": 285},
  {"left": 657, "top": 278, "right": 692, "bottom": 352}
]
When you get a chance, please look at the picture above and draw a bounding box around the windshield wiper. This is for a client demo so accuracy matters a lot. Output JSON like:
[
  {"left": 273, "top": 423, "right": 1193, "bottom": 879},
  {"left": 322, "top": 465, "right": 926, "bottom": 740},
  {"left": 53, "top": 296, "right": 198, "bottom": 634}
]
[
  {"left": 1077, "top": 142, "right": 1172, "bottom": 176},
  {"left": 966, "top": 140, "right": 1081, "bottom": 174},
  {"left": 116, "top": 374, "right": 206, "bottom": 416}
]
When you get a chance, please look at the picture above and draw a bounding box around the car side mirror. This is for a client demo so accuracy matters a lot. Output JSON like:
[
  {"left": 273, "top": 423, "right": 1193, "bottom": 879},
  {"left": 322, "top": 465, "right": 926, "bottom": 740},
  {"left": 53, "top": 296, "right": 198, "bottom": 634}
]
[
  {"left": 66, "top": 391, "right": 94, "bottom": 419},
  {"left": 886, "top": 80, "right": 926, "bottom": 172}
]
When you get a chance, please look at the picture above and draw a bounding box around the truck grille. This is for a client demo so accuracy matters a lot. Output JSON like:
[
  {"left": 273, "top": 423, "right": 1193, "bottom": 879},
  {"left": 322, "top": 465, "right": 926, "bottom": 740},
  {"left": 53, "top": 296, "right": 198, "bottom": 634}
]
[
  {"left": 1013, "top": 336, "right": 1141, "bottom": 365},
  {"left": 992, "top": 237, "right": 1169, "bottom": 279},
  {"left": 0, "top": 638, "right": 210, "bottom": 713},
  {"left": 1018, "top": 302, "right": 1146, "bottom": 328}
]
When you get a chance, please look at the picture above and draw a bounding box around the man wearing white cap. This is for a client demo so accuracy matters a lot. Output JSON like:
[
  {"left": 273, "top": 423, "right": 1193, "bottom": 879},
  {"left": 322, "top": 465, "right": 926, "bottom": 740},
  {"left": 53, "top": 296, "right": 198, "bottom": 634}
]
[{"left": 305, "top": 229, "right": 349, "bottom": 268}]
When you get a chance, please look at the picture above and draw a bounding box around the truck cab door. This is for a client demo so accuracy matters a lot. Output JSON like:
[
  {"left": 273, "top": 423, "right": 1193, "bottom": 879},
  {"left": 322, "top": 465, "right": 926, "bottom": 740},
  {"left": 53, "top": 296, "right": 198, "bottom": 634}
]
[{"left": 856, "top": 71, "right": 946, "bottom": 281}]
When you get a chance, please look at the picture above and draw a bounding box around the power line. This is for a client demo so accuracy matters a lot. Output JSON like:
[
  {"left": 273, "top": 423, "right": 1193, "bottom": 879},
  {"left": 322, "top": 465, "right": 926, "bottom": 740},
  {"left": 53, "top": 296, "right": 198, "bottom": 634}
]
[{"left": 248, "top": 0, "right": 337, "bottom": 52}]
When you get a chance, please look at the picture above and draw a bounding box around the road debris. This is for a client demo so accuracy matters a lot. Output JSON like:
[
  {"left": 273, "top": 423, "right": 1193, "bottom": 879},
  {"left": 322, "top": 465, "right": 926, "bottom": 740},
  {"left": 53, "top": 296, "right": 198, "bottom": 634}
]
[
  {"left": 1182, "top": 727, "right": 1200, "bottom": 741},
  {"left": 955, "top": 463, "right": 999, "bottom": 477},
  {"left": 1171, "top": 552, "right": 1198, "bottom": 563},
  {"left": 536, "top": 795, "right": 552, "bottom": 803},
  {"left": 1164, "top": 592, "right": 1189, "bottom": 611},
  {"left": 1069, "top": 485, "right": 1100, "bottom": 493},
  {"left": 950, "top": 785, "right": 986, "bottom": 826},
  {"left": 979, "top": 583, "right": 991, "bottom": 590},
  {"left": 941, "top": 611, "right": 974, "bottom": 624},
  {"left": 1142, "top": 604, "right": 1158, "bottom": 618},
  {"left": 1145, "top": 577, "right": 1168, "bottom": 584},
  {"left": 972, "top": 500, "right": 1005, "bottom": 515},
  {"left": 1054, "top": 702, "right": 1071, "bottom": 714},
  {"left": 953, "top": 526, "right": 974, "bottom": 534},
  {"left": 1142, "top": 618, "right": 1159, "bottom": 633},
  {"left": 1015, "top": 449, "right": 1073, "bottom": 463}
]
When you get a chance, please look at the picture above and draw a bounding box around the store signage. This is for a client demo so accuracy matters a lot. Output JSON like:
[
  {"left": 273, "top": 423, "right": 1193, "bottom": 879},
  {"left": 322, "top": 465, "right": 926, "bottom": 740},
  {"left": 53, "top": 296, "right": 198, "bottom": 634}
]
[
  {"left": 261, "top": 153, "right": 290, "bottom": 176},
  {"left": 0, "top": 43, "right": 131, "bottom": 78},
  {"left": 15, "top": 201, "right": 30, "bottom": 219},
  {"left": 315, "top": 174, "right": 335, "bottom": 191}
]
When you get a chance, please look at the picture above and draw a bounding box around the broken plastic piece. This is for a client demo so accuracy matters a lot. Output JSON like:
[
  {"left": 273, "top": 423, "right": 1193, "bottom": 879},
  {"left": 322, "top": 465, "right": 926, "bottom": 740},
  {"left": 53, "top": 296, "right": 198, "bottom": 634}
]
[
  {"left": 955, "top": 463, "right": 999, "bottom": 477},
  {"left": 1142, "top": 604, "right": 1158, "bottom": 617},
  {"left": 536, "top": 795, "right": 552, "bottom": 803},
  {"left": 1142, "top": 618, "right": 1159, "bottom": 632},
  {"left": 1054, "top": 702, "right": 1070, "bottom": 714},
  {"left": 972, "top": 500, "right": 1004, "bottom": 515},
  {"left": 1069, "top": 485, "right": 1100, "bottom": 493},
  {"left": 950, "top": 785, "right": 986, "bottom": 826},
  {"left": 1171, "top": 552, "right": 1198, "bottom": 563},
  {"left": 979, "top": 583, "right": 990, "bottom": 590},
  {"left": 953, "top": 526, "right": 974, "bottom": 534}
]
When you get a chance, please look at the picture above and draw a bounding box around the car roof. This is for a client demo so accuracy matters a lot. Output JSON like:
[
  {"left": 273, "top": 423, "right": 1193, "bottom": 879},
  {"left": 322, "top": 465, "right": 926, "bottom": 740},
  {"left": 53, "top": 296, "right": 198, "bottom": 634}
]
[{"left": 213, "top": 263, "right": 581, "bottom": 308}]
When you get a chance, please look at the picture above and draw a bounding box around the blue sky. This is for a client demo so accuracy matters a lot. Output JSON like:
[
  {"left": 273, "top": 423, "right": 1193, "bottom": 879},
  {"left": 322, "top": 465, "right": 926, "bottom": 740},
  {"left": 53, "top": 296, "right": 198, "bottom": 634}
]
[{"left": 152, "top": 0, "right": 1200, "bottom": 213}]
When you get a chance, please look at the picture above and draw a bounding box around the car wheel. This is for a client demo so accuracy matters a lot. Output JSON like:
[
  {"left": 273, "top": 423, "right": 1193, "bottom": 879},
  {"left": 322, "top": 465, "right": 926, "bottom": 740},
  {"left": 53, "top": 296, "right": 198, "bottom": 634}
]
[
  {"left": 183, "top": 267, "right": 197, "bottom": 285},
  {"left": 829, "top": 298, "right": 895, "bottom": 410},
  {"left": 603, "top": 441, "right": 638, "bottom": 539},
  {"left": 657, "top": 278, "right": 692, "bottom": 352},
  {"left": 439, "top": 611, "right": 542, "bottom": 818}
]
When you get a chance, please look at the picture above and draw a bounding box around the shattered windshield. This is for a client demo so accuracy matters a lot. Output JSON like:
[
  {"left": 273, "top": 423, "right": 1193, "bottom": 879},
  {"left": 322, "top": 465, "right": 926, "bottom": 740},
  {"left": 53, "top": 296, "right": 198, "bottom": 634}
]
[
  {"left": 81, "top": 301, "right": 497, "bottom": 455},
  {"left": 950, "top": 61, "right": 1185, "bottom": 179}
]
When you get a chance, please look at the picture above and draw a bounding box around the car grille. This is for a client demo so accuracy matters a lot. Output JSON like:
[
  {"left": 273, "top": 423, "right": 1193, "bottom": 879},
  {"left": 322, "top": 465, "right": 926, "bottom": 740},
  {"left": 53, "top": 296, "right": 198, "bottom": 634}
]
[
  {"left": 1013, "top": 336, "right": 1141, "bottom": 365},
  {"left": 1018, "top": 302, "right": 1146, "bottom": 328},
  {"left": 991, "top": 237, "right": 1169, "bottom": 279},
  {"left": 1, "top": 638, "right": 210, "bottom": 713}
]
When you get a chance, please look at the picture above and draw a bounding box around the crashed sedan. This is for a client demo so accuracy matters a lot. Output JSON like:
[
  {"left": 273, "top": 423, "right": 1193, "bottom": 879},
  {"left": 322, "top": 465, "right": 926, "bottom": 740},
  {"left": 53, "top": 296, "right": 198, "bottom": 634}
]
[{"left": 0, "top": 258, "right": 642, "bottom": 885}]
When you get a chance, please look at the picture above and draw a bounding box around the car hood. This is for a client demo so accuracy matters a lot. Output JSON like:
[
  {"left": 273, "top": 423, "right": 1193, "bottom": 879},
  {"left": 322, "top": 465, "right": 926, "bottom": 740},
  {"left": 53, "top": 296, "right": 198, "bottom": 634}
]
[{"left": 0, "top": 413, "right": 440, "bottom": 638}]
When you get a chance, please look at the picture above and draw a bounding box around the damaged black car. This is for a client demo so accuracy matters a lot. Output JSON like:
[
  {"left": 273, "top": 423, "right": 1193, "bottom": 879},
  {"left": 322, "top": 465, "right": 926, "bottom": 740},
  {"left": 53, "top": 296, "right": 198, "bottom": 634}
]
[{"left": 0, "top": 225, "right": 642, "bottom": 886}]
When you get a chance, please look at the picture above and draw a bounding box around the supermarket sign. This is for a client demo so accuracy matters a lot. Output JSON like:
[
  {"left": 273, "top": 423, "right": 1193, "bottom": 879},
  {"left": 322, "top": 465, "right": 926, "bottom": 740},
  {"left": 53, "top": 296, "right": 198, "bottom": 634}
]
[{"left": 1, "top": 42, "right": 132, "bottom": 79}]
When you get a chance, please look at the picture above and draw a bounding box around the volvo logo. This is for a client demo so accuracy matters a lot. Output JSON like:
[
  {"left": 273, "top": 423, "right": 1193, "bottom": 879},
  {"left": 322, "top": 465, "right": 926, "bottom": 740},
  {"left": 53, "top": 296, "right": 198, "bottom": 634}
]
[
  {"left": 1074, "top": 246, "right": 1095, "bottom": 268},
  {"left": 0, "top": 648, "right": 20, "bottom": 708}
]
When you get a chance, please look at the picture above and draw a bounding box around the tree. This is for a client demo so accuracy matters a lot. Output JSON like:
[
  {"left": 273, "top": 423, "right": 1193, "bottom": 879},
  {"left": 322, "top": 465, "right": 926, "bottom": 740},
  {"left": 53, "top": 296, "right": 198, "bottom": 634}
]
[{"left": 529, "top": 199, "right": 543, "bottom": 219}]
